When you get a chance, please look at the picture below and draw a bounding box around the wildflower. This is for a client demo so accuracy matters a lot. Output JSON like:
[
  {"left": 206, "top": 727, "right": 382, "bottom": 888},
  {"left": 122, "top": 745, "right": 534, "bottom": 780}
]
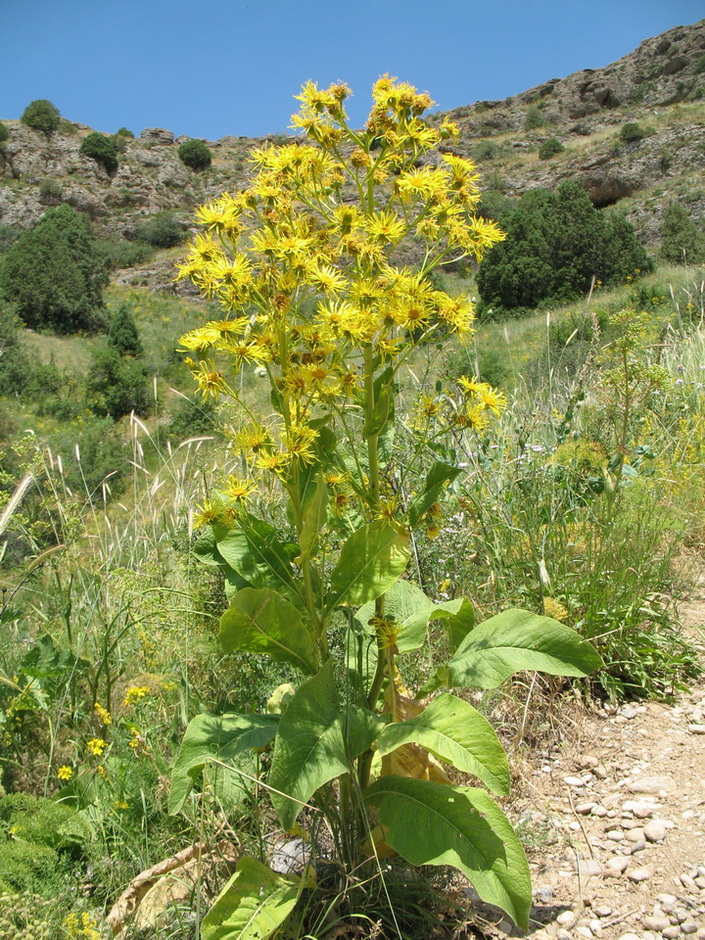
[
  {"left": 223, "top": 476, "right": 257, "bottom": 502},
  {"left": 128, "top": 727, "right": 151, "bottom": 753},
  {"left": 113, "top": 799, "right": 129, "bottom": 811},
  {"left": 94, "top": 703, "right": 112, "bottom": 726},
  {"left": 57, "top": 765, "right": 73, "bottom": 781},
  {"left": 86, "top": 737, "right": 107, "bottom": 757},
  {"left": 123, "top": 685, "right": 150, "bottom": 707},
  {"left": 192, "top": 498, "right": 226, "bottom": 529},
  {"left": 235, "top": 422, "right": 272, "bottom": 454}
]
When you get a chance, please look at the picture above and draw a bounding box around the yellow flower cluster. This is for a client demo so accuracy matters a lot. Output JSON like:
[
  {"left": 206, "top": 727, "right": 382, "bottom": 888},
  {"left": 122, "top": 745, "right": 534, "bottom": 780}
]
[
  {"left": 177, "top": 78, "right": 504, "bottom": 493},
  {"left": 94, "top": 702, "right": 112, "bottom": 726},
  {"left": 123, "top": 685, "right": 150, "bottom": 707},
  {"left": 86, "top": 737, "right": 107, "bottom": 757},
  {"left": 65, "top": 911, "right": 101, "bottom": 940}
]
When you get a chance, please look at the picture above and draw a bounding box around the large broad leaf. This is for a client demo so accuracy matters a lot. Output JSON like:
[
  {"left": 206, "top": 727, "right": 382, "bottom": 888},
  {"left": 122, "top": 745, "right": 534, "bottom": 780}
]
[
  {"left": 214, "top": 516, "right": 302, "bottom": 605},
  {"left": 426, "top": 597, "right": 476, "bottom": 653},
  {"left": 355, "top": 587, "right": 474, "bottom": 655},
  {"left": 408, "top": 461, "right": 462, "bottom": 527},
  {"left": 326, "top": 521, "right": 410, "bottom": 612},
  {"left": 169, "top": 712, "right": 278, "bottom": 815},
  {"left": 426, "top": 608, "right": 603, "bottom": 692},
  {"left": 268, "top": 661, "right": 383, "bottom": 830},
  {"left": 201, "top": 856, "right": 299, "bottom": 940},
  {"left": 364, "top": 776, "right": 531, "bottom": 931},
  {"left": 375, "top": 693, "right": 510, "bottom": 795},
  {"left": 220, "top": 588, "right": 319, "bottom": 675}
]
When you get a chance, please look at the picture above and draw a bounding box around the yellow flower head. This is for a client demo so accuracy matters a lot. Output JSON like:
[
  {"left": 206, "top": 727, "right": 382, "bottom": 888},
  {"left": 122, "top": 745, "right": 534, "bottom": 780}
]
[
  {"left": 57, "top": 765, "right": 74, "bottom": 781},
  {"left": 94, "top": 703, "right": 112, "bottom": 726},
  {"left": 123, "top": 685, "right": 150, "bottom": 707},
  {"left": 86, "top": 737, "right": 107, "bottom": 757}
]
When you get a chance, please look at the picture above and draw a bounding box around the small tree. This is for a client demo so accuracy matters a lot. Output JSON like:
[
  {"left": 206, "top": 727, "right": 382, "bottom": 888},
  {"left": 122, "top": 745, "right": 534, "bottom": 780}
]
[
  {"left": 108, "top": 304, "right": 143, "bottom": 357},
  {"left": 0, "top": 204, "right": 109, "bottom": 333},
  {"left": 86, "top": 347, "right": 150, "bottom": 419},
  {"left": 477, "top": 180, "right": 652, "bottom": 312},
  {"left": 80, "top": 132, "right": 118, "bottom": 173},
  {"left": 178, "top": 139, "right": 212, "bottom": 171},
  {"left": 0, "top": 300, "right": 31, "bottom": 396},
  {"left": 20, "top": 99, "right": 61, "bottom": 135},
  {"left": 524, "top": 102, "right": 547, "bottom": 130},
  {"left": 660, "top": 202, "right": 705, "bottom": 265}
]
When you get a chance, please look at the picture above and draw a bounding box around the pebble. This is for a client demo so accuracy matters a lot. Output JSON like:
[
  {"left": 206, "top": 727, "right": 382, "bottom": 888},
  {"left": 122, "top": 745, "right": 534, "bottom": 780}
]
[
  {"left": 682, "top": 925, "right": 698, "bottom": 935},
  {"left": 628, "top": 776, "right": 675, "bottom": 795},
  {"left": 592, "top": 805, "right": 608, "bottom": 817},
  {"left": 617, "top": 933, "right": 642, "bottom": 940},
  {"left": 643, "top": 915, "right": 671, "bottom": 931},
  {"left": 626, "top": 827, "right": 646, "bottom": 842},
  {"left": 579, "top": 755, "right": 600, "bottom": 769},
  {"left": 557, "top": 911, "right": 577, "bottom": 927},
  {"left": 576, "top": 927, "right": 593, "bottom": 939},
  {"left": 644, "top": 819, "right": 667, "bottom": 842},
  {"left": 621, "top": 706, "right": 639, "bottom": 719},
  {"left": 565, "top": 775, "right": 587, "bottom": 786},
  {"left": 557, "top": 930, "right": 572, "bottom": 940},
  {"left": 663, "top": 928, "right": 681, "bottom": 939},
  {"left": 593, "top": 906, "right": 613, "bottom": 917},
  {"left": 628, "top": 866, "right": 652, "bottom": 882},
  {"left": 577, "top": 802, "right": 597, "bottom": 815},
  {"left": 687, "top": 724, "right": 705, "bottom": 734},
  {"left": 535, "top": 886, "right": 554, "bottom": 903},
  {"left": 607, "top": 829, "right": 625, "bottom": 841},
  {"left": 606, "top": 856, "right": 631, "bottom": 875},
  {"left": 575, "top": 859, "right": 603, "bottom": 878},
  {"left": 593, "top": 764, "right": 608, "bottom": 779},
  {"left": 589, "top": 919, "right": 603, "bottom": 934}
]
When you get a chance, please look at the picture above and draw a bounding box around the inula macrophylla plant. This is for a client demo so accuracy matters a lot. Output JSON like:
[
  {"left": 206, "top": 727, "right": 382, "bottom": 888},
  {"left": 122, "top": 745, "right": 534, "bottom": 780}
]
[{"left": 170, "top": 77, "right": 601, "bottom": 936}]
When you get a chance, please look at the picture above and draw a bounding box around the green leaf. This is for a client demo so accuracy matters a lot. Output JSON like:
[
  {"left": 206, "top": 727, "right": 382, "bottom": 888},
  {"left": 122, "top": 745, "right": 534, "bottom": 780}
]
[
  {"left": 214, "top": 515, "right": 302, "bottom": 605},
  {"left": 268, "top": 661, "right": 383, "bottom": 830},
  {"left": 428, "top": 608, "right": 603, "bottom": 691},
  {"left": 374, "top": 693, "right": 510, "bottom": 795},
  {"left": 429, "top": 597, "right": 476, "bottom": 653},
  {"left": 363, "top": 384, "right": 392, "bottom": 438},
  {"left": 326, "top": 521, "right": 410, "bottom": 611},
  {"left": 169, "top": 712, "right": 278, "bottom": 815},
  {"left": 299, "top": 473, "right": 328, "bottom": 559},
  {"left": 201, "top": 856, "right": 299, "bottom": 940},
  {"left": 355, "top": 579, "right": 435, "bottom": 653},
  {"left": 220, "top": 588, "right": 319, "bottom": 675},
  {"left": 364, "top": 776, "right": 531, "bottom": 930},
  {"left": 193, "top": 526, "right": 223, "bottom": 566},
  {"left": 408, "top": 461, "right": 461, "bottom": 526}
]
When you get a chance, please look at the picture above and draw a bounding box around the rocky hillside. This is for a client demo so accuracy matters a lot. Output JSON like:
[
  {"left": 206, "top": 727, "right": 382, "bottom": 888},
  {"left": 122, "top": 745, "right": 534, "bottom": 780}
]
[{"left": 1, "top": 18, "right": 704, "bottom": 290}]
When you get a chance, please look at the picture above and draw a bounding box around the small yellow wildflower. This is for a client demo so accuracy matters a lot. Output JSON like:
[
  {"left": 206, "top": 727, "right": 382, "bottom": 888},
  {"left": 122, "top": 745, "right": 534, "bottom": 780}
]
[
  {"left": 113, "top": 799, "right": 129, "bottom": 811},
  {"left": 223, "top": 476, "right": 257, "bottom": 502},
  {"left": 57, "top": 765, "right": 73, "bottom": 781},
  {"left": 123, "top": 685, "right": 150, "bottom": 707},
  {"left": 86, "top": 737, "right": 107, "bottom": 757},
  {"left": 94, "top": 703, "right": 112, "bottom": 726}
]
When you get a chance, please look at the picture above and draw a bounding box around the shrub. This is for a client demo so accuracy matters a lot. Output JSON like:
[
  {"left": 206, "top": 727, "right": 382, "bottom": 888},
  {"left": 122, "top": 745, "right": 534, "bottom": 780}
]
[
  {"left": 477, "top": 181, "right": 653, "bottom": 313},
  {"left": 0, "top": 122, "right": 8, "bottom": 144},
  {"left": 538, "top": 137, "right": 565, "bottom": 160},
  {"left": 0, "top": 299, "right": 31, "bottom": 395},
  {"left": 79, "top": 131, "right": 118, "bottom": 173},
  {"left": 178, "top": 138, "right": 212, "bottom": 171},
  {"left": 660, "top": 201, "right": 705, "bottom": 265},
  {"left": 116, "top": 126, "right": 135, "bottom": 138},
  {"left": 20, "top": 99, "right": 60, "bottom": 135},
  {"left": 141, "top": 211, "right": 184, "bottom": 248},
  {"left": 96, "top": 236, "right": 153, "bottom": 269},
  {"left": 524, "top": 103, "right": 547, "bottom": 130},
  {"left": 0, "top": 204, "right": 110, "bottom": 333},
  {"left": 108, "top": 303, "right": 143, "bottom": 357},
  {"left": 620, "top": 121, "right": 648, "bottom": 143},
  {"left": 38, "top": 177, "right": 63, "bottom": 205},
  {"left": 86, "top": 346, "right": 151, "bottom": 419},
  {"left": 695, "top": 53, "right": 705, "bottom": 74}
]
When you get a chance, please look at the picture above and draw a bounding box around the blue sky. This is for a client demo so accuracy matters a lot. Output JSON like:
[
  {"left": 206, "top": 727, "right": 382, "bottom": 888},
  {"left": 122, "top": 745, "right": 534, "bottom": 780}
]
[{"left": 1, "top": 0, "right": 703, "bottom": 141}]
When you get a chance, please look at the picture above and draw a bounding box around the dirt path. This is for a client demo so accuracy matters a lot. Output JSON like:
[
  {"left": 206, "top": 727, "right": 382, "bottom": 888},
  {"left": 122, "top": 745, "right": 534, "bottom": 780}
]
[{"left": 485, "top": 579, "right": 705, "bottom": 940}]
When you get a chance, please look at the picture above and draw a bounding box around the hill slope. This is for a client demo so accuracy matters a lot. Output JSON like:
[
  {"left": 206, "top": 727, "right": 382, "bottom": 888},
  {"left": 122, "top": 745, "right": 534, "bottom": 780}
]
[{"left": 1, "top": 18, "right": 704, "bottom": 290}]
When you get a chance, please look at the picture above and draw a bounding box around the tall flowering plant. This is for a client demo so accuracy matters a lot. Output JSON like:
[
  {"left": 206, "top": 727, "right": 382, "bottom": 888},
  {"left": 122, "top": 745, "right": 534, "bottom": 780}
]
[{"left": 170, "top": 78, "right": 600, "bottom": 937}]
